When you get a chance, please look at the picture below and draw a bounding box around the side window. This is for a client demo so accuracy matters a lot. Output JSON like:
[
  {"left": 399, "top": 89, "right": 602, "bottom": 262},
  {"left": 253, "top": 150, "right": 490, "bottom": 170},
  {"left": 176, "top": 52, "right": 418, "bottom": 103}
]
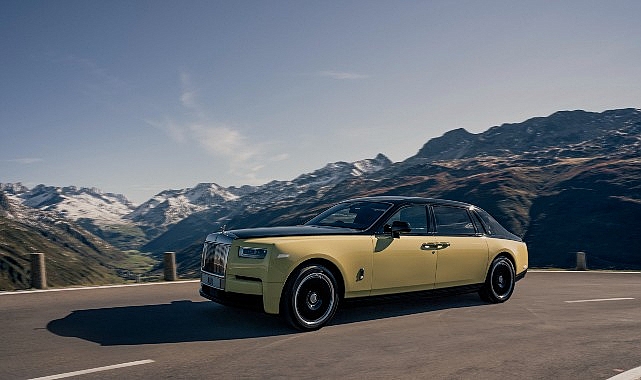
[
  {"left": 433, "top": 205, "right": 476, "bottom": 236},
  {"left": 384, "top": 205, "right": 429, "bottom": 235}
]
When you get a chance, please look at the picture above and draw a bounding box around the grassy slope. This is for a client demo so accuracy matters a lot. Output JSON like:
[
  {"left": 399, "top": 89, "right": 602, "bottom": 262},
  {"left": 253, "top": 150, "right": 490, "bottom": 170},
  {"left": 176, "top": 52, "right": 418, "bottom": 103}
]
[{"left": 0, "top": 198, "right": 157, "bottom": 290}]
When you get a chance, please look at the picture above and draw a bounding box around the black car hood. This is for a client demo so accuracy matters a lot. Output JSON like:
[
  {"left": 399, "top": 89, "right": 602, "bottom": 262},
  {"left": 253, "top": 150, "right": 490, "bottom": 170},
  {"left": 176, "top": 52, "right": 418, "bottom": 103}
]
[{"left": 221, "top": 225, "right": 362, "bottom": 239}]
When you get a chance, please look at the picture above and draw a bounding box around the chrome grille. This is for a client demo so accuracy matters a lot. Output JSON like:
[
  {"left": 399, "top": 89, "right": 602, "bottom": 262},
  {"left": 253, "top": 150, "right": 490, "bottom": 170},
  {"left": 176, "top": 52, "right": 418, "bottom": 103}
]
[{"left": 202, "top": 241, "right": 230, "bottom": 277}]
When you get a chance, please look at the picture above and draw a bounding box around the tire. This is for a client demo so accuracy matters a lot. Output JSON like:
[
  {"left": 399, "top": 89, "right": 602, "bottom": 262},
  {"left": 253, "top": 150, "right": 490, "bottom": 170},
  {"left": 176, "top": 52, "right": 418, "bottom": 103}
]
[
  {"left": 479, "top": 256, "right": 515, "bottom": 303},
  {"left": 282, "top": 265, "right": 339, "bottom": 331}
]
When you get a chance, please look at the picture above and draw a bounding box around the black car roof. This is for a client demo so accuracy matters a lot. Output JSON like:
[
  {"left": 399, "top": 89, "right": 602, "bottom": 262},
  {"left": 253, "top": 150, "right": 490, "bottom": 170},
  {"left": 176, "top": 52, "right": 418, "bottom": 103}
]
[{"left": 344, "top": 196, "right": 475, "bottom": 209}]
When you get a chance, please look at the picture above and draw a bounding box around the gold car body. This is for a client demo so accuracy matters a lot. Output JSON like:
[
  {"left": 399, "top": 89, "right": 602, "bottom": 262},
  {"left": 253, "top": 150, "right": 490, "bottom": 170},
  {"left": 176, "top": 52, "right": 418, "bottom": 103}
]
[{"left": 200, "top": 197, "right": 528, "bottom": 316}]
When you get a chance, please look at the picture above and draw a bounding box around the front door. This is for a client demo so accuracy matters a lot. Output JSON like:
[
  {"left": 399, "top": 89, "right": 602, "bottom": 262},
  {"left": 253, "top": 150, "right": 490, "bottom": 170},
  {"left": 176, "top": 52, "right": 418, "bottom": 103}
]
[{"left": 371, "top": 205, "right": 437, "bottom": 295}]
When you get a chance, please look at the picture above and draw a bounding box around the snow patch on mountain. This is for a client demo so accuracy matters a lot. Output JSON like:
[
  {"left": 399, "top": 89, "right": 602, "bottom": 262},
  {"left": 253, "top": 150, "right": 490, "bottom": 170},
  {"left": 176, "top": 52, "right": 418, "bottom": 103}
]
[
  {"left": 127, "top": 154, "right": 392, "bottom": 228},
  {"left": 2, "top": 154, "right": 393, "bottom": 240},
  {"left": 126, "top": 182, "right": 243, "bottom": 227},
  {"left": 289, "top": 153, "right": 392, "bottom": 190},
  {"left": 0, "top": 183, "right": 135, "bottom": 225}
]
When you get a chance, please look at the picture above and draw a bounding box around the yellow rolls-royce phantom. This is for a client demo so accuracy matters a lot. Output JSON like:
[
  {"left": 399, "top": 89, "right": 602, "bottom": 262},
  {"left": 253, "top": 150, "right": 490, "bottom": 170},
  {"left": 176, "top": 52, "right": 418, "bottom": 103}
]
[{"left": 200, "top": 196, "right": 528, "bottom": 330}]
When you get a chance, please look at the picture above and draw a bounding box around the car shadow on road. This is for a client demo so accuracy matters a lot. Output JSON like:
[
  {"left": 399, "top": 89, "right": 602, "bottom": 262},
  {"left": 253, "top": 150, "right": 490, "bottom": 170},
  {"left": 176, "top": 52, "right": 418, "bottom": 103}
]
[
  {"left": 47, "top": 293, "right": 485, "bottom": 346},
  {"left": 47, "top": 300, "right": 290, "bottom": 346}
]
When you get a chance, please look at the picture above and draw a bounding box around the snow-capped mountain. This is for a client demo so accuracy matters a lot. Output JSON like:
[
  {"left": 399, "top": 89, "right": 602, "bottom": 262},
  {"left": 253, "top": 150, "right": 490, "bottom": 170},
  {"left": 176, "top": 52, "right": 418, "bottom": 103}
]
[
  {"left": 1, "top": 184, "right": 136, "bottom": 225},
  {"left": 288, "top": 153, "right": 391, "bottom": 190},
  {"left": 229, "top": 153, "right": 393, "bottom": 206},
  {"left": 127, "top": 154, "right": 392, "bottom": 229},
  {"left": 1, "top": 154, "right": 392, "bottom": 243},
  {"left": 137, "top": 153, "right": 393, "bottom": 254},
  {"left": 0, "top": 183, "right": 29, "bottom": 195},
  {"left": 126, "top": 183, "right": 242, "bottom": 228}
]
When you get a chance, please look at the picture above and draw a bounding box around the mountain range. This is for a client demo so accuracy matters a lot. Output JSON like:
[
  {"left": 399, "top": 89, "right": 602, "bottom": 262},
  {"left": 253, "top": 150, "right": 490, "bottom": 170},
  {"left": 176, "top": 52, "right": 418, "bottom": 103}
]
[{"left": 2, "top": 108, "right": 640, "bottom": 288}]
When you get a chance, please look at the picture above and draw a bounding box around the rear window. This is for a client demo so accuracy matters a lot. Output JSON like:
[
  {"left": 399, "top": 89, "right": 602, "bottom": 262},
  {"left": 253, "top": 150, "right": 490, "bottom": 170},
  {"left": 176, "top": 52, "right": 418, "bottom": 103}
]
[{"left": 475, "top": 209, "right": 513, "bottom": 238}]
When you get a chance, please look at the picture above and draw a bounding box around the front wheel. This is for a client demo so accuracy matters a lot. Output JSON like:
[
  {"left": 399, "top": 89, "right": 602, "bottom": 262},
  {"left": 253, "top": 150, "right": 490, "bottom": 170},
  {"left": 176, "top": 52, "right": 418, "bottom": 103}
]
[
  {"left": 479, "top": 256, "right": 515, "bottom": 303},
  {"left": 282, "top": 265, "right": 339, "bottom": 331}
]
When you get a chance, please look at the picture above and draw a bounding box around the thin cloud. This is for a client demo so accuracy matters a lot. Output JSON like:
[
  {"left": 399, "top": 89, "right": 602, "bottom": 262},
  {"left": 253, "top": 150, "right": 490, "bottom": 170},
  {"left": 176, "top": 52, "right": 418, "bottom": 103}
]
[
  {"left": 180, "top": 72, "right": 199, "bottom": 110},
  {"left": 270, "top": 153, "right": 290, "bottom": 162},
  {"left": 3, "top": 158, "right": 43, "bottom": 164},
  {"left": 192, "top": 124, "right": 272, "bottom": 185},
  {"left": 318, "top": 70, "right": 369, "bottom": 80},
  {"left": 147, "top": 72, "right": 291, "bottom": 186},
  {"left": 56, "top": 54, "right": 131, "bottom": 92},
  {"left": 146, "top": 118, "right": 256, "bottom": 165},
  {"left": 189, "top": 124, "right": 254, "bottom": 162},
  {"left": 145, "top": 118, "right": 187, "bottom": 143}
]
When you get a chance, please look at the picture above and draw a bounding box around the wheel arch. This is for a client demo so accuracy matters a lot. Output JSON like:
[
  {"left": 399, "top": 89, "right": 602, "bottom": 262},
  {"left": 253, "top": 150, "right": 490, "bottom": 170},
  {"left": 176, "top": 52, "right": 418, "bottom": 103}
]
[
  {"left": 488, "top": 251, "right": 516, "bottom": 278},
  {"left": 280, "top": 258, "right": 346, "bottom": 310}
]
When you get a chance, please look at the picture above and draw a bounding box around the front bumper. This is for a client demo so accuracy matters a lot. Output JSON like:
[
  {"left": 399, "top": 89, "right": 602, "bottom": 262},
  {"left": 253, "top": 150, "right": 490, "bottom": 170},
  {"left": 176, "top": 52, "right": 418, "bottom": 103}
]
[{"left": 200, "top": 284, "right": 263, "bottom": 311}]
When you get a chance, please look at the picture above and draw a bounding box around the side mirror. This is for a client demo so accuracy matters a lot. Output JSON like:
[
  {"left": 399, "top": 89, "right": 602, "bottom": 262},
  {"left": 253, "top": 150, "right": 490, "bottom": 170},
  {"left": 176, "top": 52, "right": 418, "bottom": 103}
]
[{"left": 389, "top": 221, "right": 411, "bottom": 238}]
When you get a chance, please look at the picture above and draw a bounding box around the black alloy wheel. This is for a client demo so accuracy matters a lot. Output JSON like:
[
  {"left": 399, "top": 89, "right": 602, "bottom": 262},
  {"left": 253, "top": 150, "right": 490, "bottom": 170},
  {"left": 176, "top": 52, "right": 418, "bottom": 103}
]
[
  {"left": 282, "top": 265, "right": 339, "bottom": 331},
  {"left": 479, "top": 256, "right": 515, "bottom": 303}
]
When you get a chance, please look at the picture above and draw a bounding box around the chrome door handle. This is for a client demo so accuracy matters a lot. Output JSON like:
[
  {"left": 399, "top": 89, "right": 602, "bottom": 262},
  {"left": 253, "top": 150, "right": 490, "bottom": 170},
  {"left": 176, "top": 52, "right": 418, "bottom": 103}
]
[{"left": 421, "top": 242, "right": 450, "bottom": 250}]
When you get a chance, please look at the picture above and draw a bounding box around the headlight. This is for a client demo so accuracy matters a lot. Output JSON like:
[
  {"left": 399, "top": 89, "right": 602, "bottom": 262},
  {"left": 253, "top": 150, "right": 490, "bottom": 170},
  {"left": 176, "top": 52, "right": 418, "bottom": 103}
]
[{"left": 238, "top": 247, "right": 268, "bottom": 259}]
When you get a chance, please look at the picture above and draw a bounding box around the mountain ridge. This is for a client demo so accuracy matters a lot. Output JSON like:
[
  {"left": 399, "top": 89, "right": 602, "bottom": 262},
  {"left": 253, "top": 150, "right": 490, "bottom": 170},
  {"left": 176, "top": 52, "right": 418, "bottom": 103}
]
[{"left": 413, "top": 108, "right": 641, "bottom": 162}]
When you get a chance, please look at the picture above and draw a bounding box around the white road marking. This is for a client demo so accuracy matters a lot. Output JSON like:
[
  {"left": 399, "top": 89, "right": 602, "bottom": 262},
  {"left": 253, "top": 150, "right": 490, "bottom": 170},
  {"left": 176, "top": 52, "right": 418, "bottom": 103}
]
[
  {"left": 565, "top": 297, "right": 635, "bottom": 303},
  {"left": 607, "top": 365, "right": 641, "bottom": 380},
  {"left": 0, "top": 280, "right": 200, "bottom": 296},
  {"left": 28, "top": 359, "right": 155, "bottom": 380},
  {"left": 528, "top": 270, "right": 641, "bottom": 274}
]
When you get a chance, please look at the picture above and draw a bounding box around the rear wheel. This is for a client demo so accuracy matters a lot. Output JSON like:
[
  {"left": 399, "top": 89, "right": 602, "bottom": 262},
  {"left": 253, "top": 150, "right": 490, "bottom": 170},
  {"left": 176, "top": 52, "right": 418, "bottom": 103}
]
[
  {"left": 282, "top": 265, "right": 339, "bottom": 331},
  {"left": 479, "top": 256, "right": 515, "bottom": 303}
]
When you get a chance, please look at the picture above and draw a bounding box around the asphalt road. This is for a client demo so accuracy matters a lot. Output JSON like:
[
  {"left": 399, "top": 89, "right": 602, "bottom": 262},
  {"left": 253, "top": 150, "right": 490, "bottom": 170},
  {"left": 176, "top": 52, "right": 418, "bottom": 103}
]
[{"left": 1, "top": 271, "right": 640, "bottom": 380}]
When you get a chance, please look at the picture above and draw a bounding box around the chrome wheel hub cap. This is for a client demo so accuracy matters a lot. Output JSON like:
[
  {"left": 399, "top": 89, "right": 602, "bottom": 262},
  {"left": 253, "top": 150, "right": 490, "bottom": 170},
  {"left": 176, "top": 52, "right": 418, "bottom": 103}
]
[{"left": 307, "top": 291, "right": 321, "bottom": 310}]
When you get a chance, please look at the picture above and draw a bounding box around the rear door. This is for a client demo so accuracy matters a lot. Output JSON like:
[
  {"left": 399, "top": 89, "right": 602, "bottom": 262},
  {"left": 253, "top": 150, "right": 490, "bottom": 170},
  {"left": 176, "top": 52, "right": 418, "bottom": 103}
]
[{"left": 429, "top": 205, "right": 489, "bottom": 288}]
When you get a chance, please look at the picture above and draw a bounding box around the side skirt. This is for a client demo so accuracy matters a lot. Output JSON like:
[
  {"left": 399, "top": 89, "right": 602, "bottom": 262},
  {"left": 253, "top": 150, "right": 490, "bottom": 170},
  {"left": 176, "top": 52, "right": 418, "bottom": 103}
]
[
  {"left": 516, "top": 269, "right": 527, "bottom": 282},
  {"left": 344, "top": 283, "right": 484, "bottom": 307}
]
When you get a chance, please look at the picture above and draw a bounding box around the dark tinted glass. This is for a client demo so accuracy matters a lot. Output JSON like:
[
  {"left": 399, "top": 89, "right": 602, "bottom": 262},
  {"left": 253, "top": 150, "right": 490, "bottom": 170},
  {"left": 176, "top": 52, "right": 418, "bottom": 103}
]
[
  {"left": 433, "top": 205, "right": 476, "bottom": 235},
  {"left": 475, "top": 209, "right": 512, "bottom": 237},
  {"left": 384, "top": 205, "right": 429, "bottom": 235},
  {"left": 306, "top": 201, "right": 392, "bottom": 230}
]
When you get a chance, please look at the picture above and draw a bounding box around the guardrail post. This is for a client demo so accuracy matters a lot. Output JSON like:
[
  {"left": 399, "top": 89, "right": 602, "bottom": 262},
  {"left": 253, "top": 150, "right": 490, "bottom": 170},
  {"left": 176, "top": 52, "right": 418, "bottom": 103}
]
[
  {"left": 30, "top": 253, "right": 47, "bottom": 289},
  {"left": 576, "top": 251, "right": 587, "bottom": 271},
  {"left": 164, "top": 251, "right": 177, "bottom": 281}
]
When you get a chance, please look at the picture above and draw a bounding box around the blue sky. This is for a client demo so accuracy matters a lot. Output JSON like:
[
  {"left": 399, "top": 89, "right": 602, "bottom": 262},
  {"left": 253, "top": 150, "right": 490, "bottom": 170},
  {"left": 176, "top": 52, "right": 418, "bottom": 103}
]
[{"left": 1, "top": 1, "right": 640, "bottom": 204}]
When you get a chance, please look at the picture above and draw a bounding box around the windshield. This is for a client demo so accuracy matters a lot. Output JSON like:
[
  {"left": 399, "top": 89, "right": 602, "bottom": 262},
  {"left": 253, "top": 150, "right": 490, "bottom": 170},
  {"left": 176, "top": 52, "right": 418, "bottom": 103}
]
[{"left": 305, "top": 201, "right": 392, "bottom": 230}]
